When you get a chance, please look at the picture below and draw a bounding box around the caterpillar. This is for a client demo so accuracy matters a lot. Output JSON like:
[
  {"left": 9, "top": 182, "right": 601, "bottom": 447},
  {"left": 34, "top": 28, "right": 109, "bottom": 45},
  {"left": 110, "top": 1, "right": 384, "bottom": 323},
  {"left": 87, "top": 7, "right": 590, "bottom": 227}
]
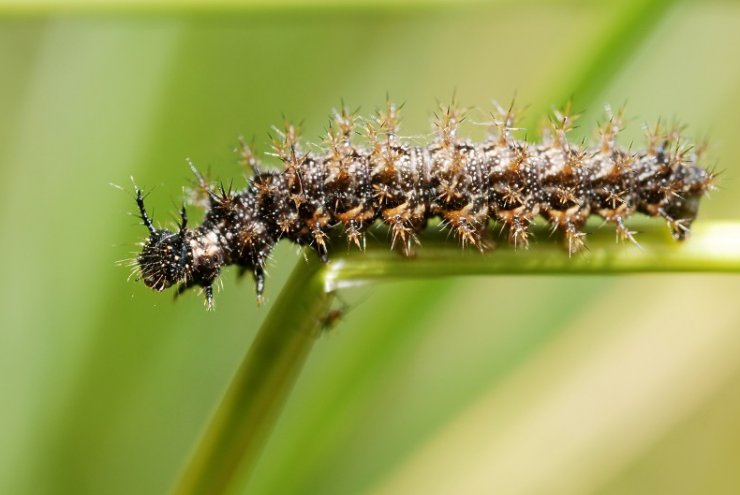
[{"left": 131, "top": 98, "right": 715, "bottom": 309}]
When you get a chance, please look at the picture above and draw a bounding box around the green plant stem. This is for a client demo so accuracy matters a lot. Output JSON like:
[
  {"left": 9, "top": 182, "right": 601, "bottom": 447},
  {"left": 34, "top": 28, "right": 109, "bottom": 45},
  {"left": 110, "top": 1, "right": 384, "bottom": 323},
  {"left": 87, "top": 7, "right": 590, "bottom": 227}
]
[
  {"left": 173, "top": 220, "right": 740, "bottom": 495},
  {"left": 325, "top": 221, "right": 740, "bottom": 285},
  {"left": 171, "top": 257, "right": 333, "bottom": 495}
]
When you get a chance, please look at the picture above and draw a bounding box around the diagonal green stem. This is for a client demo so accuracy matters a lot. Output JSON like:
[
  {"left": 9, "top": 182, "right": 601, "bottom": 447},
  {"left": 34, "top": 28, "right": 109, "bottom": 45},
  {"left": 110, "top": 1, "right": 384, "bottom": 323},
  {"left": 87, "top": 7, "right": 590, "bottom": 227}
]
[
  {"left": 172, "top": 221, "right": 740, "bottom": 495},
  {"left": 171, "top": 258, "right": 333, "bottom": 495}
]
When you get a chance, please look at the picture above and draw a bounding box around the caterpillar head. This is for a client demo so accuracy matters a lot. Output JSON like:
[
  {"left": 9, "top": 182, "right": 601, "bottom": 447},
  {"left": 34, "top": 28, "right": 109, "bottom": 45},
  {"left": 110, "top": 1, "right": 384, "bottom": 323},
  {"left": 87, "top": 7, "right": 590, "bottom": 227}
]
[{"left": 135, "top": 189, "right": 194, "bottom": 292}]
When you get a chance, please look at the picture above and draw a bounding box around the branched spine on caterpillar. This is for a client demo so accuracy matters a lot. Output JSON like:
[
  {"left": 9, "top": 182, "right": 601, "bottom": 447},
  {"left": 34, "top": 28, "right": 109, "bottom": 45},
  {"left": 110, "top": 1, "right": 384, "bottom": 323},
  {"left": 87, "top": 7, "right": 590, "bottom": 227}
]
[{"left": 130, "top": 98, "right": 716, "bottom": 309}]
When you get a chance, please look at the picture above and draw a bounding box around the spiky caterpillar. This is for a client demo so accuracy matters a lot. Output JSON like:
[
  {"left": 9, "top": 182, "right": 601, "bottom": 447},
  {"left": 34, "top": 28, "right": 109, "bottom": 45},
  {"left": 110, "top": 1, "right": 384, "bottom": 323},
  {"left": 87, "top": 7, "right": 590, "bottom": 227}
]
[{"left": 133, "top": 99, "right": 715, "bottom": 309}]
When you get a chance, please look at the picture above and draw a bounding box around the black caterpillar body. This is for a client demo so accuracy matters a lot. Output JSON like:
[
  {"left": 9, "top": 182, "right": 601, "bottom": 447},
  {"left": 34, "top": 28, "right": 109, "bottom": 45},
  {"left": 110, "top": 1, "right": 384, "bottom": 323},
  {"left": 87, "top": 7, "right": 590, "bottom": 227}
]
[{"left": 133, "top": 100, "right": 715, "bottom": 309}]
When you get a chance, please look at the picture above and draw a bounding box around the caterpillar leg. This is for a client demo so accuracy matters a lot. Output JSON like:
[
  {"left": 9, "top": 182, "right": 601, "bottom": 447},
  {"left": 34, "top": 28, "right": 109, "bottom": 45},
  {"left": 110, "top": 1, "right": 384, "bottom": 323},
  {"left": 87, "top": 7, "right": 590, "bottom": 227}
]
[
  {"left": 311, "top": 226, "right": 330, "bottom": 262},
  {"left": 236, "top": 263, "right": 267, "bottom": 304},
  {"left": 344, "top": 221, "right": 365, "bottom": 251},
  {"left": 389, "top": 219, "right": 419, "bottom": 257},
  {"left": 508, "top": 216, "right": 532, "bottom": 250},
  {"left": 560, "top": 221, "right": 588, "bottom": 257},
  {"left": 203, "top": 285, "right": 214, "bottom": 311},
  {"left": 613, "top": 216, "right": 641, "bottom": 247},
  {"left": 598, "top": 210, "right": 640, "bottom": 247},
  {"left": 253, "top": 266, "right": 265, "bottom": 305},
  {"left": 495, "top": 208, "right": 534, "bottom": 250},
  {"left": 174, "top": 278, "right": 215, "bottom": 310},
  {"left": 658, "top": 207, "right": 692, "bottom": 241},
  {"left": 544, "top": 206, "right": 588, "bottom": 256},
  {"left": 442, "top": 207, "right": 487, "bottom": 252},
  {"left": 382, "top": 203, "right": 420, "bottom": 257},
  {"left": 336, "top": 207, "right": 374, "bottom": 251}
]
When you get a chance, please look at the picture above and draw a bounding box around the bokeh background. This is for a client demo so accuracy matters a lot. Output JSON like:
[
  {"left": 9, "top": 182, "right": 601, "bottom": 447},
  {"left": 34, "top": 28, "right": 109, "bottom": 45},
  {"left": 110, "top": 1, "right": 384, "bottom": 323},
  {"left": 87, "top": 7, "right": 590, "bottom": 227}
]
[{"left": 2, "top": 0, "right": 740, "bottom": 494}]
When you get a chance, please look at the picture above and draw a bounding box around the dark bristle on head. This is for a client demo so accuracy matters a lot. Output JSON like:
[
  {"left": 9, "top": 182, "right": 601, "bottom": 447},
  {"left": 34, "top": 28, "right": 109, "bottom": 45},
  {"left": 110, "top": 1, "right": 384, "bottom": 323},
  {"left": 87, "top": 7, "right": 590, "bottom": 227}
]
[{"left": 130, "top": 100, "right": 715, "bottom": 309}]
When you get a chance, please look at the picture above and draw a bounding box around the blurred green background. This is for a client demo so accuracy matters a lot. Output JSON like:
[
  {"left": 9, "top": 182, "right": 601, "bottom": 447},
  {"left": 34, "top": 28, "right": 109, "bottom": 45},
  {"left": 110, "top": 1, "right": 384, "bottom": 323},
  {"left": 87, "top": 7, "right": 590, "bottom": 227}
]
[{"left": 2, "top": 0, "right": 740, "bottom": 494}]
